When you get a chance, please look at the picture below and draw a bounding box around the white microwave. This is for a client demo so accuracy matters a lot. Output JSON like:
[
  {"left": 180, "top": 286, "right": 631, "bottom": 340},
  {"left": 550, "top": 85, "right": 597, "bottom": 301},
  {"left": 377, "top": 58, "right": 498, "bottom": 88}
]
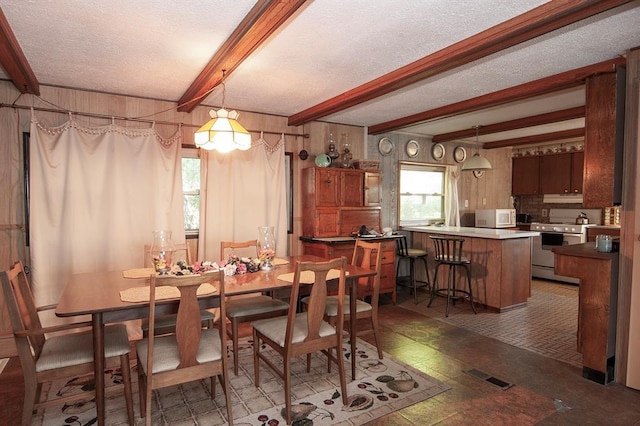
[{"left": 475, "top": 208, "right": 516, "bottom": 228}]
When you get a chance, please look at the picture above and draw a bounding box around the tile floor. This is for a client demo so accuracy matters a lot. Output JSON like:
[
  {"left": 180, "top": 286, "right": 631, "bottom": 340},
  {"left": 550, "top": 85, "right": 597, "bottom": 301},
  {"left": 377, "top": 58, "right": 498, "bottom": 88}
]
[{"left": 2, "top": 279, "right": 640, "bottom": 425}]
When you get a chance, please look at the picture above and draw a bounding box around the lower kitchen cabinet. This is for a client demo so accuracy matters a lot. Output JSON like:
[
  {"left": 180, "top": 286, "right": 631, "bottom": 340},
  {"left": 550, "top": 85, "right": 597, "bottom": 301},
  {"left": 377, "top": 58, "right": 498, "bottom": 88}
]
[{"left": 301, "top": 237, "right": 397, "bottom": 304}]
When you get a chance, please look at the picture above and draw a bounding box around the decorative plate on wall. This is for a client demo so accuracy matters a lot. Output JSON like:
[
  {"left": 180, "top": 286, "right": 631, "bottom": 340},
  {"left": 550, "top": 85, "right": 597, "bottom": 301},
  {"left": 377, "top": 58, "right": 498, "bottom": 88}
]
[
  {"left": 378, "top": 137, "right": 393, "bottom": 155},
  {"left": 431, "top": 143, "right": 445, "bottom": 161},
  {"left": 453, "top": 146, "right": 466, "bottom": 163},
  {"left": 406, "top": 140, "right": 419, "bottom": 157}
]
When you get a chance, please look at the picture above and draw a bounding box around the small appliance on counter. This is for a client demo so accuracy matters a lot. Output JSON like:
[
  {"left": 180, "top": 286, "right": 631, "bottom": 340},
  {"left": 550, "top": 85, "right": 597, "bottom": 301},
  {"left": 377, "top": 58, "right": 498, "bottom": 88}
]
[
  {"left": 475, "top": 208, "right": 516, "bottom": 228},
  {"left": 516, "top": 213, "right": 532, "bottom": 224}
]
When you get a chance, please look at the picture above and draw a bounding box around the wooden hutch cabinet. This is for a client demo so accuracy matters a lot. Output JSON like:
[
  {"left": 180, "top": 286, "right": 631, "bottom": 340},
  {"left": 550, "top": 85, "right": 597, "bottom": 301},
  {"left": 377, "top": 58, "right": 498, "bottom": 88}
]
[
  {"left": 301, "top": 166, "right": 396, "bottom": 302},
  {"left": 302, "top": 167, "right": 382, "bottom": 237}
]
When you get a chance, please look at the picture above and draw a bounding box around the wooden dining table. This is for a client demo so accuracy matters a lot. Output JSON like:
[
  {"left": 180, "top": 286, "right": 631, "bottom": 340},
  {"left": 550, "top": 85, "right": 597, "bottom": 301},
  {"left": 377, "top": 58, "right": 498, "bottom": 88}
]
[{"left": 55, "top": 254, "right": 377, "bottom": 426}]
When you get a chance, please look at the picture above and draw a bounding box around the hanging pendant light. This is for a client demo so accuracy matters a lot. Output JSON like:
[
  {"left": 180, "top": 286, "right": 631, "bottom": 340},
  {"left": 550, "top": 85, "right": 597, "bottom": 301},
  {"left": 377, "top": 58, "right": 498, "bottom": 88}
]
[
  {"left": 194, "top": 71, "right": 251, "bottom": 153},
  {"left": 461, "top": 125, "right": 492, "bottom": 171}
]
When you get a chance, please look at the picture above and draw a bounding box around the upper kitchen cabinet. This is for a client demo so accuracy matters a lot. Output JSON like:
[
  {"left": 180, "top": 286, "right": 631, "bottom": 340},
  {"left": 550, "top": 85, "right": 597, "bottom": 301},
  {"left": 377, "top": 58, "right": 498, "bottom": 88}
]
[
  {"left": 302, "top": 167, "right": 382, "bottom": 237},
  {"left": 512, "top": 156, "right": 540, "bottom": 195},
  {"left": 539, "top": 152, "right": 584, "bottom": 194},
  {"left": 308, "top": 168, "right": 363, "bottom": 207},
  {"left": 364, "top": 171, "right": 382, "bottom": 206}
]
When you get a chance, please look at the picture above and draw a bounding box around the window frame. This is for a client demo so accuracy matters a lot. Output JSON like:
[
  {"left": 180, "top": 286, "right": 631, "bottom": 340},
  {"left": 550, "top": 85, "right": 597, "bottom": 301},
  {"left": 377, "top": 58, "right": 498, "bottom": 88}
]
[
  {"left": 397, "top": 161, "right": 447, "bottom": 227},
  {"left": 182, "top": 147, "right": 201, "bottom": 235}
]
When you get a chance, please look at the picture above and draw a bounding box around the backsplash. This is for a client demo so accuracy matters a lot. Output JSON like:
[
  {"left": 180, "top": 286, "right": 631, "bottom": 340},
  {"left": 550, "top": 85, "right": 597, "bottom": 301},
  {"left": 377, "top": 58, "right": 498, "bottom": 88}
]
[{"left": 515, "top": 194, "right": 602, "bottom": 223}]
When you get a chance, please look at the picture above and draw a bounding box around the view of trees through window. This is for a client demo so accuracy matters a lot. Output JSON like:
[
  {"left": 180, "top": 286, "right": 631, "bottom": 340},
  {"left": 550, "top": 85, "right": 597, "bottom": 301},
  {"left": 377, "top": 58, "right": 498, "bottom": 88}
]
[
  {"left": 398, "top": 162, "right": 446, "bottom": 225},
  {"left": 182, "top": 152, "right": 200, "bottom": 232}
]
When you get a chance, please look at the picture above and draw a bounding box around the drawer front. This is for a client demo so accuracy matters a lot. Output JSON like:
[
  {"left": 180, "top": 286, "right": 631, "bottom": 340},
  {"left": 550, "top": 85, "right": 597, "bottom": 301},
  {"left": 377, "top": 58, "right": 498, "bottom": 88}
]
[
  {"left": 380, "top": 248, "right": 395, "bottom": 265},
  {"left": 379, "top": 263, "right": 396, "bottom": 291}
]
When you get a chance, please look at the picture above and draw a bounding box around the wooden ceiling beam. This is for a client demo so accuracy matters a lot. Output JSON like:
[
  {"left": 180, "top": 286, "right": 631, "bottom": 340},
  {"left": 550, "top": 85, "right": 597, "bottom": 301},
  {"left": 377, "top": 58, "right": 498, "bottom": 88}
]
[
  {"left": 288, "top": 0, "right": 633, "bottom": 126},
  {"left": 177, "top": 0, "right": 309, "bottom": 113},
  {"left": 369, "top": 57, "right": 624, "bottom": 135},
  {"left": 432, "top": 106, "right": 585, "bottom": 143},
  {"left": 483, "top": 128, "right": 585, "bottom": 149},
  {"left": 0, "top": 7, "right": 39, "bottom": 95}
]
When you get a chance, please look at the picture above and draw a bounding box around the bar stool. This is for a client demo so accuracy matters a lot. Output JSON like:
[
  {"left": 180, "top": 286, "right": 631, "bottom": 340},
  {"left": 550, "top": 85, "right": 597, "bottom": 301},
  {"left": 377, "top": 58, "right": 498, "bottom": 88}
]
[
  {"left": 429, "top": 235, "right": 477, "bottom": 317},
  {"left": 396, "top": 235, "right": 430, "bottom": 304}
]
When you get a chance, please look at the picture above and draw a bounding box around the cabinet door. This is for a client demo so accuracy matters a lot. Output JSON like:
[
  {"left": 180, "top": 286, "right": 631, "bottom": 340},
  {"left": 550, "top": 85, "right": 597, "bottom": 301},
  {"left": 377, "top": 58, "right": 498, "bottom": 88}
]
[
  {"left": 315, "top": 209, "right": 340, "bottom": 237},
  {"left": 341, "top": 170, "right": 364, "bottom": 206},
  {"left": 540, "top": 153, "right": 572, "bottom": 194},
  {"left": 512, "top": 156, "right": 540, "bottom": 195},
  {"left": 315, "top": 169, "right": 340, "bottom": 207},
  {"left": 571, "top": 151, "right": 584, "bottom": 193},
  {"left": 364, "top": 172, "right": 382, "bottom": 206}
]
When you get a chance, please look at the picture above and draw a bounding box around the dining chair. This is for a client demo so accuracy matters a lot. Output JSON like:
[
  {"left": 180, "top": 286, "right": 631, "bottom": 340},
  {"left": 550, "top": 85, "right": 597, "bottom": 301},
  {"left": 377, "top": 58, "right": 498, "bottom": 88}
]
[
  {"left": 221, "top": 240, "right": 289, "bottom": 375},
  {"left": 319, "top": 240, "right": 384, "bottom": 364},
  {"left": 252, "top": 257, "right": 349, "bottom": 425},
  {"left": 0, "top": 261, "right": 134, "bottom": 426},
  {"left": 136, "top": 270, "right": 233, "bottom": 426},
  {"left": 142, "top": 242, "right": 215, "bottom": 336}
]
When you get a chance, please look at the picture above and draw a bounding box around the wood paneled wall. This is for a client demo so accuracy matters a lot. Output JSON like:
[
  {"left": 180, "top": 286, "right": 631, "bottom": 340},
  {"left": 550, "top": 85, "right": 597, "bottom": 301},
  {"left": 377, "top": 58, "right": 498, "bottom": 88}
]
[
  {"left": 366, "top": 133, "right": 513, "bottom": 229},
  {"left": 0, "top": 81, "right": 365, "bottom": 355}
]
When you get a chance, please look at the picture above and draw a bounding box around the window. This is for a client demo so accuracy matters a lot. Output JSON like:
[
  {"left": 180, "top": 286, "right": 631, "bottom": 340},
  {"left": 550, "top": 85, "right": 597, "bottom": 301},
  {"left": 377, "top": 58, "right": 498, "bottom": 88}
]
[
  {"left": 398, "top": 161, "right": 446, "bottom": 226},
  {"left": 182, "top": 148, "right": 200, "bottom": 233}
]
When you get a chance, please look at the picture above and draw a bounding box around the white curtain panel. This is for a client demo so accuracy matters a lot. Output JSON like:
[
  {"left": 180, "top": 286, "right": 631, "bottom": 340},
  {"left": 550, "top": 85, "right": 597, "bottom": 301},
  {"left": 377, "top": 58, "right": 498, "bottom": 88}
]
[
  {"left": 29, "top": 117, "right": 184, "bottom": 306},
  {"left": 445, "top": 167, "right": 460, "bottom": 227},
  {"left": 198, "top": 134, "right": 288, "bottom": 262}
]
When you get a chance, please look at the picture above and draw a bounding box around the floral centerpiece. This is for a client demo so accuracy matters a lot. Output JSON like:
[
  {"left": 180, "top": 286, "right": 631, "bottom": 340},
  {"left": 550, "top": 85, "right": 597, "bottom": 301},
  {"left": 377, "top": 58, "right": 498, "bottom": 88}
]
[
  {"left": 173, "top": 254, "right": 261, "bottom": 277},
  {"left": 217, "top": 254, "right": 261, "bottom": 276}
]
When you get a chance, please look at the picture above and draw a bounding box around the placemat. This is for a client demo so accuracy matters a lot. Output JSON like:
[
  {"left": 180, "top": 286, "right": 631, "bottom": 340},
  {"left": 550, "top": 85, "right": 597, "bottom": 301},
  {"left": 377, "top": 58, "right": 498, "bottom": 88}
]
[
  {"left": 120, "top": 283, "right": 217, "bottom": 303},
  {"left": 277, "top": 269, "right": 347, "bottom": 284},
  {"left": 272, "top": 258, "right": 289, "bottom": 265},
  {"left": 122, "top": 268, "right": 155, "bottom": 279}
]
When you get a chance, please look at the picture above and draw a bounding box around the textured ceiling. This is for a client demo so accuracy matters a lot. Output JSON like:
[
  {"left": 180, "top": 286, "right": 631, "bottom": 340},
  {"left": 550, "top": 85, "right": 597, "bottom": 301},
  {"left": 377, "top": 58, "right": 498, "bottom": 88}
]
[{"left": 1, "top": 0, "right": 639, "bottom": 143}]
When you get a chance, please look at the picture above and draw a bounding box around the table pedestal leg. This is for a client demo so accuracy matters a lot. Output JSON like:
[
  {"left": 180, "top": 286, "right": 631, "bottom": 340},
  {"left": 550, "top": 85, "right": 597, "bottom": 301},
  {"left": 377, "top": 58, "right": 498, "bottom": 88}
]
[{"left": 93, "top": 313, "right": 105, "bottom": 426}]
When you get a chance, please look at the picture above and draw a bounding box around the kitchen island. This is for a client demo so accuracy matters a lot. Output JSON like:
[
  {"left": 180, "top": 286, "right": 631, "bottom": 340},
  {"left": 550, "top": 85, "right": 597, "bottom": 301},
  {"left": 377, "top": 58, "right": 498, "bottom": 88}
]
[{"left": 403, "top": 226, "right": 539, "bottom": 312}]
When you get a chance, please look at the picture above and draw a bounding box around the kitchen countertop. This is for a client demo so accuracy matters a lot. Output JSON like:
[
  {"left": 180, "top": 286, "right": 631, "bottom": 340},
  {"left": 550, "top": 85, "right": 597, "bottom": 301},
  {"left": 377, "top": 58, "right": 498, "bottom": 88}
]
[
  {"left": 402, "top": 225, "right": 539, "bottom": 240},
  {"left": 552, "top": 242, "right": 619, "bottom": 260},
  {"left": 300, "top": 235, "right": 402, "bottom": 243}
]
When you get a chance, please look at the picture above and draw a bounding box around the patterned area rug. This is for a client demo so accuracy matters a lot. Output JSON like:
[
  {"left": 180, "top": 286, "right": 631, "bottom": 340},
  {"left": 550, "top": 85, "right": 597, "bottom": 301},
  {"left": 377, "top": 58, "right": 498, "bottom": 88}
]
[
  {"left": 399, "top": 279, "right": 582, "bottom": 368},
  {"left": 35, "top": 337, "right": 450, "bottom": 425}
]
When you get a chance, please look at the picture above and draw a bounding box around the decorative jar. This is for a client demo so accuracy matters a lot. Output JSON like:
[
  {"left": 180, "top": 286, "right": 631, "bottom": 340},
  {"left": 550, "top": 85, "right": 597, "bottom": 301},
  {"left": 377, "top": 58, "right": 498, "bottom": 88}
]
[
  {"left": 257, "top": 226, "right": 276, "bottom": 271},
  {"left": 150, "top": 230, "right": 174, "bottom": 274}
]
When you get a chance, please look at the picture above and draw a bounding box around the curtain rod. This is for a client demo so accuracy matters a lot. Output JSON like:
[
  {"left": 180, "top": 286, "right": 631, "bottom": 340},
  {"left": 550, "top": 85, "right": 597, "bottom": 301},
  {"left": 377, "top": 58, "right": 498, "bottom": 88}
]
[{"left": 1, "top": 103, "right": 309, "bottom": 139}]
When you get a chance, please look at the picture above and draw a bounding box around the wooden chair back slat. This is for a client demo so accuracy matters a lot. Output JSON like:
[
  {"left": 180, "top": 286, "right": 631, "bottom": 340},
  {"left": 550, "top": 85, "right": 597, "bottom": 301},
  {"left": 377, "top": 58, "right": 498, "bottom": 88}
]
[
  {"left": 288, "top": 258, "right": 346, "bottom": 345},
  {"left": 220, "top": 240, "right": 258, "bottom": 259},
  {"left": 147, "top": 270, "right": 225, "bottom": 370},
  {"left": 1, "top": 261, "right": 45, "bottom": 356}
]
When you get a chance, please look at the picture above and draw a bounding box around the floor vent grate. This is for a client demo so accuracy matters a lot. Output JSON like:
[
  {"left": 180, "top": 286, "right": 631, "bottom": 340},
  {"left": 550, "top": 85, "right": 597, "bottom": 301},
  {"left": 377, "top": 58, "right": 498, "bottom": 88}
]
[{"left": 464, "top": 368, "right": 514, "bottom": 390}]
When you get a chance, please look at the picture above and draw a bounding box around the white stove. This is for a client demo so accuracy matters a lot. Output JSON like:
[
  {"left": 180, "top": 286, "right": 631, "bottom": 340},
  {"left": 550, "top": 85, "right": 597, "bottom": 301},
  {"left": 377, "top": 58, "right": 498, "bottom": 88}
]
[
  {"left": 530, "top": 208, "right": 602, "bottom": 284},
  {"left": 530, "top": 222, "right": 594, "bottom": 235}
]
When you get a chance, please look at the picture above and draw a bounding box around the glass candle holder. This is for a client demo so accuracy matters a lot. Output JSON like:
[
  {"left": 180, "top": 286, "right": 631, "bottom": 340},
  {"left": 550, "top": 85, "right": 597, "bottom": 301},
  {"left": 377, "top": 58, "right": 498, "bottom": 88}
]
[
  {"left": 150, "top": 230, "right": 174, "bottom": 274},
  {"left": 257, "top": 226, "right": 276, "bottom": 271}
]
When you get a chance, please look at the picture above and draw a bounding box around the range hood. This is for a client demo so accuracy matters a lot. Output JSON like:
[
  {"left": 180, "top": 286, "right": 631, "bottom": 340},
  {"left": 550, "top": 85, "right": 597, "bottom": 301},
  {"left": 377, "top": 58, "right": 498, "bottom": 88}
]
[{"left": 543, "top": 193, "right": 583, "bottom": 204}]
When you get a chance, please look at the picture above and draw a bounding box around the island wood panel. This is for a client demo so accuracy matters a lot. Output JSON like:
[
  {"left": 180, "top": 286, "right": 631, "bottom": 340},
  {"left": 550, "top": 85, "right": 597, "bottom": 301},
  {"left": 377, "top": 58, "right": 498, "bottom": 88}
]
[
  {"left": 554, "top": 247, "right": 618, "bottom": 384},
  {"left": 412, "top": 232, "right": 531, "bottom": 312}
]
